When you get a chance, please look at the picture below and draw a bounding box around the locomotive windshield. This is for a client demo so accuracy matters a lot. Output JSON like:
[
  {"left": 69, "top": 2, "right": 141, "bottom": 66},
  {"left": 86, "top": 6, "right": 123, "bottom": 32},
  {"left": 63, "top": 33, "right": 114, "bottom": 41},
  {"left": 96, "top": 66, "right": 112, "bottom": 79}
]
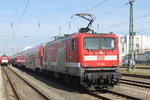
[
  {"left": 2, "top": 57, "right": 8, "bottom": 59},
  {"left": 84, "top": 37, "right": 115, "bottom": 50}
]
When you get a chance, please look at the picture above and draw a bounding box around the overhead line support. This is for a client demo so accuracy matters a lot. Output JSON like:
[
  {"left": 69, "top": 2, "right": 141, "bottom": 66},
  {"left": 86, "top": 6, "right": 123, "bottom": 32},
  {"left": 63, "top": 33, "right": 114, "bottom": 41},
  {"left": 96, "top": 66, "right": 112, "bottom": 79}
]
[{"left": 128, "top": 0, "right": 135, "bottom": 71}]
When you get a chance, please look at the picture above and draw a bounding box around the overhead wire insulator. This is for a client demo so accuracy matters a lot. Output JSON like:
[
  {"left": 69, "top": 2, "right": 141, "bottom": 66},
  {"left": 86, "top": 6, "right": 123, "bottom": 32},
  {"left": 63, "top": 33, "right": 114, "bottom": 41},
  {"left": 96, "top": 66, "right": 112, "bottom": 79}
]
[
  {"left": 38, "top": 22, "right": 40, "bottom": 28},
  {"left": 69, "top": 23, "right": 71, "bottom": 30}
]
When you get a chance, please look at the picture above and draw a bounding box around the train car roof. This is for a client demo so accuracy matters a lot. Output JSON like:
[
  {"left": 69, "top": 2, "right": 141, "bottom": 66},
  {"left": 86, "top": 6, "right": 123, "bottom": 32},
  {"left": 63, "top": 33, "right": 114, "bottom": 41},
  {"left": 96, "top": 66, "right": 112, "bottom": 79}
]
[{"left": 44, "top": 32, "right": 117, "bottom": 47}]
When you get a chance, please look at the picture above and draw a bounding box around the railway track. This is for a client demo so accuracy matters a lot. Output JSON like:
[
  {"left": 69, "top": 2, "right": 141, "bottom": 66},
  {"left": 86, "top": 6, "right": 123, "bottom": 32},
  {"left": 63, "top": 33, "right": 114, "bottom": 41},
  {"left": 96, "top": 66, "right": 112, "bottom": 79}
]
[
  {"left": 2, "top": 66, "right": 51, "bottom": 100},
  {"left": 122, "top": 73, "right": 150, "bottom": 79},
  {"left": 120, "top": 66, "right": 150, "bottom": 69},
  {"left": 87, "top": 89, "right": 141, "bottom": 100},
  {"left": 120, "top": 78, "right": 150, "bottom": 89},
  {"left": 10, "top": 66, "right": 144, "bottom": 100}
]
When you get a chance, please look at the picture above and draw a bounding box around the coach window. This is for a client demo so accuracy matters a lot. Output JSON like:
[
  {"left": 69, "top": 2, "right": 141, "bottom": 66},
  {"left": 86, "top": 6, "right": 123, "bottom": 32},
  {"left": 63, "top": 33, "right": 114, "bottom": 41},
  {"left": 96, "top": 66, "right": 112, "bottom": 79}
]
[{"left": 72, "top": 38, "right": 76, "bottom": 50}]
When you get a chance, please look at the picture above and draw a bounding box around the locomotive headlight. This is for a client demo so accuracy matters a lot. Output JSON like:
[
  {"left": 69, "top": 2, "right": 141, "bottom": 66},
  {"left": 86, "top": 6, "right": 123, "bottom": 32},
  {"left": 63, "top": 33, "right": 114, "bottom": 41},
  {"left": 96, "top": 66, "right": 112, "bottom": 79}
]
[
  {"left": 99, "top": 51, "right": 102, "bottom": 54},
  {"left": 84, "top": 63, "right": 88, "bottom": 67}
]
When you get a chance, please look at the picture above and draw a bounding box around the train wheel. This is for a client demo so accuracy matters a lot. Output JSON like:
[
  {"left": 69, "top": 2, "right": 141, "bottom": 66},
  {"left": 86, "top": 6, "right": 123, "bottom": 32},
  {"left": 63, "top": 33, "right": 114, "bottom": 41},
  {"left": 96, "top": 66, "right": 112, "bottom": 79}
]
[
  {"left": 72, "top": 77, "right": 80, "bottom": 88},
  {"left": 63, "top": 75, "right": 71, "bottom": 86}
]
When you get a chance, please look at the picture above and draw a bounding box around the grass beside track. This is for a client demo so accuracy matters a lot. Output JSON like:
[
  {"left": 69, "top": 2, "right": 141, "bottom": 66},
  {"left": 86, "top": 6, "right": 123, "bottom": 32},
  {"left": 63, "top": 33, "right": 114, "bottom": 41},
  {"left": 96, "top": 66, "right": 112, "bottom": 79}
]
[{"left": 119, "top": 68, "right": 150, "bottom": 76}]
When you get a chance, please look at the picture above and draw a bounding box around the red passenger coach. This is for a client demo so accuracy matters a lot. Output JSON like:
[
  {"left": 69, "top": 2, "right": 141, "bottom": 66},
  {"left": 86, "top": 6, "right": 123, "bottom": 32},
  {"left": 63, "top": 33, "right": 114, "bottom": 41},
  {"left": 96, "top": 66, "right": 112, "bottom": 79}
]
[
  {"left": 10, "top": 45, "right": 43, "bottom": 71},
  {"left": 24, "top": 45, "right": 43, "bottom": 71},
  {"left": 10, "top": 55, "right": 26, "bottom": 67},
  {"left": 0, "top": 55, "right": 9, "bottom": 66}
]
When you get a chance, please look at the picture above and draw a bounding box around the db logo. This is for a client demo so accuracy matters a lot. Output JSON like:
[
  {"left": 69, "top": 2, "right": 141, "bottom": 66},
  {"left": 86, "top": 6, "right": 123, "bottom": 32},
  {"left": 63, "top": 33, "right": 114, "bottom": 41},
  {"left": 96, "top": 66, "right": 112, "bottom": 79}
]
[{"left": 97, "top": 56, "right": 104, "bottom": 60}]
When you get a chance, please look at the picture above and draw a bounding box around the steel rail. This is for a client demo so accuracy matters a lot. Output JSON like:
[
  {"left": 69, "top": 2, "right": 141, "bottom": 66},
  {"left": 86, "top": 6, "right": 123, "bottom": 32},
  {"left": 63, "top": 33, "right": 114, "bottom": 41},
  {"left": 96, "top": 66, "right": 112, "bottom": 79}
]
[
  {"left": 2, "top": 66, "right": 22, "bottom": 100},
  {"left": 120, "top": 67, "right": 150, "bottom": 69},
  {"left": 122, "top": 73, "right": 150, "bottom": 79},
  {"left": 7, "top": 66, "right": 51, "bottom": 100},
  {"left": 87, "top": 89, "right": 141, "bottom": 100},
  {"left": 87, "top": 91, "right": 111, "bottom": 100},
  {"left": 120, "top": 79, "right": 150, "bottom": 88},
  {"left": 102, "top": 89, "right": 141, "bottom": 100},
  {"left": 120, "top": 78, "right": 150, "bottom": 85}
]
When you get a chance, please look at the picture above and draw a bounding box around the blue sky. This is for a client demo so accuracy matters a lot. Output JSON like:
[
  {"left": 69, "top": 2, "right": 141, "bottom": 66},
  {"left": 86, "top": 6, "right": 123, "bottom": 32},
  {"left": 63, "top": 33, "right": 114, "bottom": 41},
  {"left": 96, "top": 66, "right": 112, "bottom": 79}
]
[{"left": 0, "top": 0, "right": 150, "bottom": 55}]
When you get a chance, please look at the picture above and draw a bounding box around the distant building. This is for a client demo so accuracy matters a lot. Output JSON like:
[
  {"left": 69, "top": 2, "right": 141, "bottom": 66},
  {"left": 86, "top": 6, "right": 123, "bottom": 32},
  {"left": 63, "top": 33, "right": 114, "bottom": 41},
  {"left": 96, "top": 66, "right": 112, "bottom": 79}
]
[
  {"left": 126, "top": 35, "right": 150, "bottom": 54},
  {"left": 118, "top": 35, "right": 150, "bottom": 64}
]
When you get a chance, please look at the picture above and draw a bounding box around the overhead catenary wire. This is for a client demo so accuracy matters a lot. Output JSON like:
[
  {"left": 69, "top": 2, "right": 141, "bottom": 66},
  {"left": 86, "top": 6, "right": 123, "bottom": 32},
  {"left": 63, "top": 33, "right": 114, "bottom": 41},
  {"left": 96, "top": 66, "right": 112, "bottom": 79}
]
[
  {"left": 135, "top": 13, "right": 150, "bottom": 20},
  {"left": 84, "top": 0, "right": 107, "bottom": 13},
  {"left": 137, "top": 27, "right": 150, "bottom": 33},
  {"left": 96, "top": 2, "right": 128, "bottom": 19},
  {"left": 42, "top": 0, "right": 73, "bottom": 26},
  {"left": 100, "top": 12, "right": 150, "bottom": 33},
  {"left": 44, "top": 0, "right": 150, "bottom": 38},
  {"left": 10, "top": 0, "right": 21, "bottom": 38},
  {"left": 60, "top": 0, "right": 150, "bottom": 36},
  {"left": 12, "top": 0, "right": 21, "bottom": 25},
  {"left": 56, "top": 0, "right": 129, "bottom": 35},
  {"left": 35, "top": 0, "right": 73, "bottom": 44},
  {"left": 9, "top": 0, "right": 22, "bottom": 55},
  {"left": 64, "top": 2, "right": 129, "bottom": 34},
  {"left": 49, "top": 0, "right": 108, "bottom": 34},
  {"left": 3, "top": 0, "right": 150, "bottom": 56},
  {"left": 96, "top": 0, "right": 150, "bottom": 33},
  {"left": 35, "top": 0, "right": 42, "bottom": 44},
  {"left": 11, "top": 0, "right": 30, "bottom": 55},
  {"left": 36, "top": 0, "right": 108, "bottom": 44},
  {"left": 10, "top": 22, "right": 15, "bottom": 38},
  {"left": 15, "top": 0, "right": 30, "bottom": 34}
]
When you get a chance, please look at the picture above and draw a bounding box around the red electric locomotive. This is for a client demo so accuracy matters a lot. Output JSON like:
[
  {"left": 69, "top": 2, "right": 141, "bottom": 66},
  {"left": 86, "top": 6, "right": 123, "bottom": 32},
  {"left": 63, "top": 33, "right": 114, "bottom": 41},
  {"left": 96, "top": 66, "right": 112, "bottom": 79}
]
[
  {"left": 43, "top": 32, "right": 120, "bottom": 88},
  {"left": 0, "top": 55, "right": 9, "bottom": 66},
  {"left": 42, "top": 14, "right": 121, "bottom": 88}
]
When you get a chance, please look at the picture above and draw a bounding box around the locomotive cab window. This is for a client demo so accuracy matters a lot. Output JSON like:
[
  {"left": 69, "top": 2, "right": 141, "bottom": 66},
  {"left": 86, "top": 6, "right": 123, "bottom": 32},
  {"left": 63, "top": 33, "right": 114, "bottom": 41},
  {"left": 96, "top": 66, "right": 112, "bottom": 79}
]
[
  {"left": 2, "top": 57, "right": 8, "bottom": 59},
  {"left": 72, "top": 38, "right": 76, "bottom": 50},
  {"left": 84, "top": 37, "right": 116, "bottom": 50},
  {"left": 101, "top": 38, "right": 115, "bottom": 49}
]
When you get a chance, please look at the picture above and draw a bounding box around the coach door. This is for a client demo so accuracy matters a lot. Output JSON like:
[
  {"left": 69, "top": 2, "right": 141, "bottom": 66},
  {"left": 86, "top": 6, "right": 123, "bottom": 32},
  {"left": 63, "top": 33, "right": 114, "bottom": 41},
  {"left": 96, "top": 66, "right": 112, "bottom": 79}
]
[{"left": 65, "top": 40, "right": 70, "bottom": 65}]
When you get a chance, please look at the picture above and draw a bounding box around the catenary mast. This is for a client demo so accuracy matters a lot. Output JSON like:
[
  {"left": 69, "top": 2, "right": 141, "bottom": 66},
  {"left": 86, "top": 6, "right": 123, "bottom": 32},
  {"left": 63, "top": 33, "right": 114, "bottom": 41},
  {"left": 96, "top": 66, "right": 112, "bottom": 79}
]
[{"left": 128, "top": 0, "right": 135, "bottom": 71}]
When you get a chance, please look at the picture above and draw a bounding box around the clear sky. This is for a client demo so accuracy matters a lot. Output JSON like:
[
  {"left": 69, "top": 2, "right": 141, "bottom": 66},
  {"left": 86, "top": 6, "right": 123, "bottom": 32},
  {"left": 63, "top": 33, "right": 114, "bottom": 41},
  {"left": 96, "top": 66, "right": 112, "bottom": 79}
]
[{"left": 0, "top": 0, "right": 150, "bottom": 56}]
